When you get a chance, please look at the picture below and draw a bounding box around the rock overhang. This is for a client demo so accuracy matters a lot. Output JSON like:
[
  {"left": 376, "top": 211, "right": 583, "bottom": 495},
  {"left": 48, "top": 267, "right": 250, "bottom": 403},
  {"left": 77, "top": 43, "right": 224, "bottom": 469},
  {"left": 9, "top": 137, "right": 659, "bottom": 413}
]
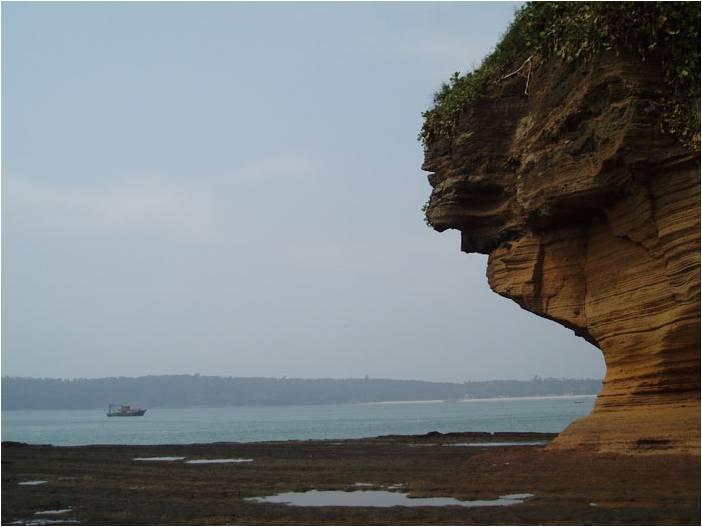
[{"left": 422, "top": 50, "right": 700, "bottom": 454}]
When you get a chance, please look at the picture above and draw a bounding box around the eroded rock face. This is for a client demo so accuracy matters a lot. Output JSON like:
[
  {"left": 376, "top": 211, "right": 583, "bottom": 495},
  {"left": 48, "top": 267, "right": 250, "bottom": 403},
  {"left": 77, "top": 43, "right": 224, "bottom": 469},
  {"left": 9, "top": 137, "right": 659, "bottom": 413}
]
[{"left": 423, "top": 54, "right": 700, "bottom": 454}]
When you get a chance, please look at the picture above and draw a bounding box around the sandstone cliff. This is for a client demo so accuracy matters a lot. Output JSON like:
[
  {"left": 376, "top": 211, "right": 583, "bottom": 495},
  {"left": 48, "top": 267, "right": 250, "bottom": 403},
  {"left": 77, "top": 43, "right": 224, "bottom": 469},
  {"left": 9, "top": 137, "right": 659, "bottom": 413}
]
[{"left": 422, "top": 51, "right": 700, "bottom": 454}]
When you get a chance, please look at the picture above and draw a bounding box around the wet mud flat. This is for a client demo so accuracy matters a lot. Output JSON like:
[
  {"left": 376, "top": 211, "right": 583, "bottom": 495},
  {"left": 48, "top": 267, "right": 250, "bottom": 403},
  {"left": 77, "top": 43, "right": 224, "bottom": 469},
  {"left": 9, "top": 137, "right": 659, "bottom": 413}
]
[{"left": 2, "top": 432, "right": 699, "bottom": 525}]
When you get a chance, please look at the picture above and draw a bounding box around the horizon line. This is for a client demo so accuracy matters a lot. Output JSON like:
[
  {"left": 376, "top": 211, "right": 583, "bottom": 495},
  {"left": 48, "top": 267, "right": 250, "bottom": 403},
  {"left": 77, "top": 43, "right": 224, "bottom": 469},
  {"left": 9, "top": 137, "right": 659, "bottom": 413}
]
[{"left": 1, "top": 374, "right": 605, "bottom": 383}]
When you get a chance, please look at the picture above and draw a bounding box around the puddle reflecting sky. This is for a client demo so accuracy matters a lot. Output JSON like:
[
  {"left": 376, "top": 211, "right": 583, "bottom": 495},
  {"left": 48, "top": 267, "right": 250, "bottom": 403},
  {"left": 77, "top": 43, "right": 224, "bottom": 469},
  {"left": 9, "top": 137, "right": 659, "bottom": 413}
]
[
  {"left": 445, "top": 441, "right": 549, "bottom": 447},
  {"left": 247, "top": 490, "right": 533, "bottom": 508},
  {"left": 133, "top": 457, "right": 185, "bottom": 461},
  {"left": 185, "top": 458, "right": 253, "bottom": 464}
]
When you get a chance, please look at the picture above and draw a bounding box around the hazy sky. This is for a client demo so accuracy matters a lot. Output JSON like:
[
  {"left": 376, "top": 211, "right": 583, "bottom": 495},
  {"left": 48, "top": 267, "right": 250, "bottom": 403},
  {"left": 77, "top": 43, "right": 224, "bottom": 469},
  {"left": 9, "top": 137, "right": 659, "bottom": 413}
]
[{"left": 2, "top": 2, "right": 605, "bottom": 382}]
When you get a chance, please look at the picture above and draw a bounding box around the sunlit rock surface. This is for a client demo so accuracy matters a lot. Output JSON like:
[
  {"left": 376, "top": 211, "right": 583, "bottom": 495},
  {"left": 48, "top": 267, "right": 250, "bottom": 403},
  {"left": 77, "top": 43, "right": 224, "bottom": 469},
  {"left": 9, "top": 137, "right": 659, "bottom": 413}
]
[{"left": 423, "top": 54, "right": 700, "bottom": 454}]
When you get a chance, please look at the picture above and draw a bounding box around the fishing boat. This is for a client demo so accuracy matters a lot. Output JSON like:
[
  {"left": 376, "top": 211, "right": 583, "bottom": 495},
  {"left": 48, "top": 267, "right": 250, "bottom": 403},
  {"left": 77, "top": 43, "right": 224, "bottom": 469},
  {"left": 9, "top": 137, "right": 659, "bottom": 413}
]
[{"left": 107, "top": 404, "right": 147, "bottom": 417}]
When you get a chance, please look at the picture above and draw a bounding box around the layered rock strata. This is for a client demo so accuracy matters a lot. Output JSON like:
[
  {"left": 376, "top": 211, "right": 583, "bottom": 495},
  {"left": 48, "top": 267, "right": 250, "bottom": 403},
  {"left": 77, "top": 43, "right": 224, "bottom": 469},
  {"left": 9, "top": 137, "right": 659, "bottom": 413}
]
[{"left": 423, "top": 54, "right": 700, "bottom": 454}]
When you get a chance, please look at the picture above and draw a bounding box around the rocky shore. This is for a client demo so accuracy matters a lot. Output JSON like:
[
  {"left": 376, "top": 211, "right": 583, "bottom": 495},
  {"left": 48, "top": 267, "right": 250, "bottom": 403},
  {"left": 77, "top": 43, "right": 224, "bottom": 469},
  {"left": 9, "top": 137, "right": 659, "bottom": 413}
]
[{"left": 2, "top": 433, "right": 699, "bottom": 525}]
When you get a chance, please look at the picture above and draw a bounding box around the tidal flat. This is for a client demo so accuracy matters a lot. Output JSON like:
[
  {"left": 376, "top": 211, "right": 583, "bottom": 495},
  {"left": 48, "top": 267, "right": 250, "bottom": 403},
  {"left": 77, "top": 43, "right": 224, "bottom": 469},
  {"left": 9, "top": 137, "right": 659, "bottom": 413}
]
[{"left": 2, "top": 432, "right": 699, "bottom": 525}]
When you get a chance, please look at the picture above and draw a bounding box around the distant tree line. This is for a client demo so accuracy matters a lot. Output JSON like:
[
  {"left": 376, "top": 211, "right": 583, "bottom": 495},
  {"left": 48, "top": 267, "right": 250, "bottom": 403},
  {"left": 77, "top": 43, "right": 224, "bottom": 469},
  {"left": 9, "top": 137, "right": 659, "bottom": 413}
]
[{"left": 1, "top": 375, "right": 603, "bottom": 410}]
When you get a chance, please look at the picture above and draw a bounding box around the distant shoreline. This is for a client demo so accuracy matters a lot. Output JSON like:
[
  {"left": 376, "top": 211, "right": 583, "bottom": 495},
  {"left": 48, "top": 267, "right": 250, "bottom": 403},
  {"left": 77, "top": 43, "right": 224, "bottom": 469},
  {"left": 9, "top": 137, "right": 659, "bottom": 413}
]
[
  {"left": 358, "top": 394, "right": 598, "bottom": 405},
  {"left": 1, "top": 394, "right": 600, "bottom": 412},
  {"left": 2, "top": 375, "right": 603, "bottom": 411},
  {"left": 460, "top": 394, "right": 598, "bottom": 403}
]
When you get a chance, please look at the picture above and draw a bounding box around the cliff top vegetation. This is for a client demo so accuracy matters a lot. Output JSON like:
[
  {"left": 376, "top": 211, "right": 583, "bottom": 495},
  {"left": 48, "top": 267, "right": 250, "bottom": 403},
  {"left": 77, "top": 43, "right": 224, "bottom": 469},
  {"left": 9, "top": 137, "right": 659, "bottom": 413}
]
[{"left": 420, "top": 2, "right": 700, "bottom": 150}]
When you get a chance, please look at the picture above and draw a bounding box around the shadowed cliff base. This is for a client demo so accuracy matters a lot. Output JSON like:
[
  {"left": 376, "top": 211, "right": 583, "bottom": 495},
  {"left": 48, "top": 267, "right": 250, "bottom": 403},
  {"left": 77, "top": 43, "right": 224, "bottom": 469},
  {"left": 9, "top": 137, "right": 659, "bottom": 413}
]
[{"left": 421, "top": 2, "right": 700, "bottom": 454}]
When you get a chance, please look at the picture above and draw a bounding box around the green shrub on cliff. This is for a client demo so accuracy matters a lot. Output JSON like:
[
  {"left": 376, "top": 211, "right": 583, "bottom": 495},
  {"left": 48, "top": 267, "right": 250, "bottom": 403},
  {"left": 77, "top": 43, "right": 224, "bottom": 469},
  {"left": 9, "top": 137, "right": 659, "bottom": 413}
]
[{"left": 420, "top": 2, "right": 700, "bottom": 149}]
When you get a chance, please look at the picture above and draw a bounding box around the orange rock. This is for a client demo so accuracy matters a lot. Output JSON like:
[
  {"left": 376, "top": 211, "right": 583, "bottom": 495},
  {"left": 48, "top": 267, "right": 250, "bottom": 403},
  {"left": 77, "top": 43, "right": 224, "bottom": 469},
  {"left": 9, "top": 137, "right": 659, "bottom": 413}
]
[{"left": 423, "top": 53, "right": 700, "bottom": 454}]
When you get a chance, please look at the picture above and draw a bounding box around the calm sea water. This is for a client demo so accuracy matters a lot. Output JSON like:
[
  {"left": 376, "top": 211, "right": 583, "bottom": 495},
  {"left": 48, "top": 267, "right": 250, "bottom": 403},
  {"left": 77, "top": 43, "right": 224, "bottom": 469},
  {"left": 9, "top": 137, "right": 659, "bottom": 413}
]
[{"left": 1, "top": 396, "right": 596, "bottom": 446}]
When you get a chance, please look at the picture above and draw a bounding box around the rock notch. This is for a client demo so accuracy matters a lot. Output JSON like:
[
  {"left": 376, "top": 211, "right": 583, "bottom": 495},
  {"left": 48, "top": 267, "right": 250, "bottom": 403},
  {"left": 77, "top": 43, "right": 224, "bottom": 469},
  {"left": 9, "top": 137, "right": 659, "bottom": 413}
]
[{"left": 422, "top": 51, "right": 700, "bottom": 454}]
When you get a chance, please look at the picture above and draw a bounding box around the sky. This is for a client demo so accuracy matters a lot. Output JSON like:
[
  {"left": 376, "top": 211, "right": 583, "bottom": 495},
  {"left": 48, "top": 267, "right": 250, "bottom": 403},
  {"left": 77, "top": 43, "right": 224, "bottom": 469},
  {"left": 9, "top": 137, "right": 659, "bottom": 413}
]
[{"left": 2, "top": 2, "right": 606, "bottom": 382}]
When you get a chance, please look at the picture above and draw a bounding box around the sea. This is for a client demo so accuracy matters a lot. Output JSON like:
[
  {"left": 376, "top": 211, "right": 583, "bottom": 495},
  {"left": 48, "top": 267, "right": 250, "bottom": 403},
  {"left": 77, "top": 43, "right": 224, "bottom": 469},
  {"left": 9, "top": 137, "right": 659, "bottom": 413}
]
[{"left": 1, "top": 395, "right": 596, "bottom": 446}]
